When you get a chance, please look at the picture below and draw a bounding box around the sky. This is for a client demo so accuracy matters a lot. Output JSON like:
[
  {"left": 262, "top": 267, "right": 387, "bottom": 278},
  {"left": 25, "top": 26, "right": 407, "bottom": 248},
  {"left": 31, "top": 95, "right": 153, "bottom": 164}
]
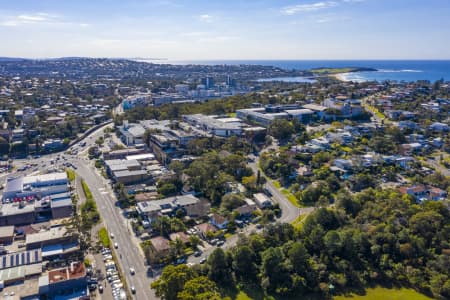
[{"left": 0, "top": 0, "right": 450, "bottom": 60}]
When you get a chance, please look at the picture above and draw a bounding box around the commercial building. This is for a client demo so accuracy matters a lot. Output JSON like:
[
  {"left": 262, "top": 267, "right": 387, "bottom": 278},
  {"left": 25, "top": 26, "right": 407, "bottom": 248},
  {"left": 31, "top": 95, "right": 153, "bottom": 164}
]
[
  {"left": 182, "top": 114, "right": 243, "bottom": 137},
  {"left": 38, "top": 262, "right": 87, "bottom": 298},
  {"left": 136, "top": 195, "right": 209, "bottom": 221}
]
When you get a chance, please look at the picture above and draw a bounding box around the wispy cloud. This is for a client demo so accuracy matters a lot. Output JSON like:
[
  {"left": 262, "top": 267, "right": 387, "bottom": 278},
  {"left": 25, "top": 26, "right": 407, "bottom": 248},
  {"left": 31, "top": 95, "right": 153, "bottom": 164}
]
[
  {"left": 0, "top": 12, "right": 88, "bottom": 27},
  {"left": 198, "top": 14, "right": 214, "bottom": 23},
  {"left": 281, "top": 0, "right": 364, "bottom": 15},
  {"left": 281, "top": 1, "right": 338, "bottom": 15}
]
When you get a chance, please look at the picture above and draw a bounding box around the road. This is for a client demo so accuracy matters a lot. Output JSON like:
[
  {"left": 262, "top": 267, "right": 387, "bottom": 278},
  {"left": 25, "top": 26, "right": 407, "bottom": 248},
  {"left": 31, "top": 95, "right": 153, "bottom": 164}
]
[
  {"left": 73, "top": 159, "right": 155, "bottom": 300},
  {"left": 1, "top": 122, "right": 156, "bottom": 299}
]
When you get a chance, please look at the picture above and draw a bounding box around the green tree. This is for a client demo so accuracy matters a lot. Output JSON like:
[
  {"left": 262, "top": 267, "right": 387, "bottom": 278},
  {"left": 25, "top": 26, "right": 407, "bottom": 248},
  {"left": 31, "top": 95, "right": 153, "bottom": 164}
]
[
  {"left": 268, "top": 119, "right": 294, "bottom": 141},
  {"left": 178, "top": 276, "right": 221, "bottom": 300},
  {"left": 151, "top": 265, "right": 195, "bottom": 300}
]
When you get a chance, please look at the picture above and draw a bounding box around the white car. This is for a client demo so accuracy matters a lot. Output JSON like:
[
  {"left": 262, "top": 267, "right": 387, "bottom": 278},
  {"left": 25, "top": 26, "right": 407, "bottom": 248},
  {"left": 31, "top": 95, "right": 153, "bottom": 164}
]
[
  {"left": 114, "top": 242, "right": 118, "bottom": 249},
  {"left": 110, "top": 233, "right": 114, "bottom": 239},
  {"left": 130, "top": 267, "right": 135, "bottom": 275}
]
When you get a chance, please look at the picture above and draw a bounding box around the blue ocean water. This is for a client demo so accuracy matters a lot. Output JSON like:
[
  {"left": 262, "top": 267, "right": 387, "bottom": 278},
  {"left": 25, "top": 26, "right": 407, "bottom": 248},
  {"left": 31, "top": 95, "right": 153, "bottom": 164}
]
[{"left": 144, "top": 59, "right": 450, "bottom": 82}]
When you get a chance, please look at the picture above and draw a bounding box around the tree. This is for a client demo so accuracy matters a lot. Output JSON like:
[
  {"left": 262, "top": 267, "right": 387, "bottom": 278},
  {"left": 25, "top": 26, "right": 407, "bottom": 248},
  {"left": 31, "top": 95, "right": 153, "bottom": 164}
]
[
  {"left": 178, "top": 276, "right": 221, "bottom": 300},
  {"left": 220, "top": 193, "right": 245, "bottom": 211},
  {"left": 151, "top": 265, "right": 195, "bottom": 300},
  {"left": 158, "top": 183, "right": 178, "bottom": 197},
  {"left": 268, "top": 119, "right": 294, "bottom": 141},
  {"left": 232, "top": 245, "right": 257, "bottom": 281},
  {"left": 207, "top": 248, "right": 233, "bottom": 285}
]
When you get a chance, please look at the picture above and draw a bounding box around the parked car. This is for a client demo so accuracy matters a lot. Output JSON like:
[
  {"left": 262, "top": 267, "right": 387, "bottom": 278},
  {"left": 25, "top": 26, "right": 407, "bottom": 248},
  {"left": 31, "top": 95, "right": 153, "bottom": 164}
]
[
  {"left": 131, "top": 286, "right": 136, "bottom": 294},
  {"left": 199, "top": 257, "right": 207, "bottom": 264}
]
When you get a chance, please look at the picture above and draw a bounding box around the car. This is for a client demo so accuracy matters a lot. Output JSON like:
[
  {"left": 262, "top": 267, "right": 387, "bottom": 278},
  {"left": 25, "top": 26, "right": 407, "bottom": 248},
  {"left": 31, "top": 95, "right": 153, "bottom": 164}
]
[
  {"left": 98, "top": 285, "right": 104, "bottom": 293},
  {"left": 216, "top": 240, "right": 225, "bottom": 247},
  {"left": 114, "top": 242, "right": 118, "bottom": 249},
  {"left": 110, "top": 233, "right": 114, "bottom": 239},
  {"left": 131, "top": 286, "right": 136, "bottom": 294},
  {"left": 194, "top": 250, "right": 202, "bottom": 257},
  {"left": 256, "top": 224, "right": 263, "bottom": 229},
  {"left": 199, "top": 257, "right": 207, "bottom": 264},
  {"left": 130, "top": 267, "right": 135, "bottom": 275}
]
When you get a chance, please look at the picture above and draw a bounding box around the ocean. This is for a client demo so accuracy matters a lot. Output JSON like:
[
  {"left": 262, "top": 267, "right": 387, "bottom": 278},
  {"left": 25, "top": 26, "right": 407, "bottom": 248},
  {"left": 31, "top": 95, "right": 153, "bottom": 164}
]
[{"left": 142, "top": 59, "right": 450, "bottom": 83}]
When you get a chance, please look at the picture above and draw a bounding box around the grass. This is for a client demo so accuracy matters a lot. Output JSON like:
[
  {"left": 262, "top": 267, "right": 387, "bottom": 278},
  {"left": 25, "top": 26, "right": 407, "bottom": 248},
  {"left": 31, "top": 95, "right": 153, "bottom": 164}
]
[
  {"left": 81, "top": 179, "right": 94, "bottom": 201},
  {"left": 291, "top": 214, "right": 307, "bottom": 231},
  {"left": 98, "top": 227, "right": 110, "bottom": 248},
  {"left": 281, "top": 189, "right": 299, "bottom": 207},
  {"left": 272, "top": 180, "right": 281, "bottom": 189},
  {"left": 272, "top": 180, "right": 300, "bottom": 207},
  {"left": 366, "top": 105, "right": 386, "bottom": 120},
  {"left": 311, "top": 68, "right": 355, "bottom": 75},
  {"left": 224, "top": 233, "right": 233, "bottom": 239},
  {"left": 66, "top": 169, "right": 76, "bottom": 182},
  {"left": 334, "top": 287, "right": 433, "bottom": 300}
]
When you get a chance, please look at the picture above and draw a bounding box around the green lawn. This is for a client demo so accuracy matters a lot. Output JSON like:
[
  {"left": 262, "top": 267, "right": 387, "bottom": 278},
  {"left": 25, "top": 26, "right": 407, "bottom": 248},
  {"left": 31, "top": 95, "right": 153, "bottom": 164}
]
[
  {"left": 334, "top": 287, "right": 433, "bottom": 300},
  {"left": 291, "top": 214, "right": 307, "bottom": 231},
  {"left": 98, "top": 227, "right": 110, "bottom": 248},
  {"left": 66, "top": 169, "right": 76, "bottom": 182},
  {"left": 272, "top": 180, "right": 300, "bottom": 207},
  {"left": 281, "top": 189, "right": 299, "bottom": 207}
]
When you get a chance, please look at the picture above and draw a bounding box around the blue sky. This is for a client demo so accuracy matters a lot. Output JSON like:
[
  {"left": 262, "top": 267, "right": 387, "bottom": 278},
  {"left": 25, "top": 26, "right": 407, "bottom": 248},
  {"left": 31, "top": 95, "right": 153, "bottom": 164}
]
[{"left": 1, "top": 0, "right": 449, "bottom": 59}]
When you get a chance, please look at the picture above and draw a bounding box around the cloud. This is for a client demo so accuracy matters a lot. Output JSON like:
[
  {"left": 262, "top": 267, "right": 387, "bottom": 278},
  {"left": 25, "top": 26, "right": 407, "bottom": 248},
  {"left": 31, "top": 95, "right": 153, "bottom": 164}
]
[
  {"left": 198, "top": 14, "right": 214, "bottom": 23},
  {"left": 0, "top": 12, "right": 88, "bottom": 27},
  {"left": 281, "top": 1, "right": 338, "bottom": 15},
  {"left": 281, "top": 0, "right": 364, "bottom": 15}
]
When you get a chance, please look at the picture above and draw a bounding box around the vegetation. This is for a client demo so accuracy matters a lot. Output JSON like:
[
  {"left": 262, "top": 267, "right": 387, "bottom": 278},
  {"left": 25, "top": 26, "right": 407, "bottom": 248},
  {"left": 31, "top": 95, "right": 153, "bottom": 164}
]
[
  {"left": 80, "top": 179, "right": 100, "bottom": 230},
  {"left": 98, "top": 227, "right": 110, "bottom": 248},
  {"left": 334, "top": 287, "right": 433, "bottom": 300},
  {"left": 153, "top": 188, "right": 450, "bottom": 299},
  {"left": 66, "top": 169, "right": 76, "bottom": 182}
]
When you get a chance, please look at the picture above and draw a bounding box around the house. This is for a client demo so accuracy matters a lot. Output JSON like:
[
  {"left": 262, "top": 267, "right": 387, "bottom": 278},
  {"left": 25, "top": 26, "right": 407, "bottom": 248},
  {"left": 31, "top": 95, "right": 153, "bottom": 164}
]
[
  {"left": 395, "top": 156, "right": 415, "bottom": 169},
  {"left": 169, "top": 232, "right": 190, "bottom": 244},
  {"left": 147, "top": 236, "right": 170, "bottom": 264},
  {"left": 234, "top": 198, "right": 257, "bottom": 217},
  {"left": 399, "top": 185, "right": 427, "bottom": 200},
  {"left": 211, "top": 213, "right": 229, "bottom": 230},
  {"left": 253, "top": 193, "right": 273, "bottom": 209},
  {"left": 333, "top": 159, "right": 353, "bottom": 171},
  {"left": 196, "top": 223, "right": 217, "bottom": 240},
  {"left": 428, "top": 187, "right": 447, "bottom": 201},
  {"left": 296, "top": 165, "right": 313, "bottom": 177}
]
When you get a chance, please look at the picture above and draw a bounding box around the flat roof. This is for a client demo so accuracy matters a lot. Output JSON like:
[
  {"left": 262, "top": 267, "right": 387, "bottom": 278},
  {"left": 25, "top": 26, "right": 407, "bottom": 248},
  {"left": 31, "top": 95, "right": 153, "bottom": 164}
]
[
  {"left": 0, "top": 263, "right": 42, "bottom": 282},
  {"left": 286, "top": 109, "right": 314, "bottom": 115},
  {"left": 0, "top": 225, "right": 14, "bottom": 238},
  {"left": 0, "top": 202, "right": 35, "bottom": 216},
  {"left": 114, "top": 170, "right": 148, "bottom": 178},
  {"left": 0, "top": 249, "right": 42, "bottom": 270},
  {"left": 26, "top": 227, "right": 67, "bottom": 245},
  {"left": 125, "top": 153, "right": 155, "bottom": 161},
  {"left": 23, "top": 172, "right": 68, "bottom": 185},
  {"left": 137, "top": 194, "right": 200, "bottom": 214}
]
